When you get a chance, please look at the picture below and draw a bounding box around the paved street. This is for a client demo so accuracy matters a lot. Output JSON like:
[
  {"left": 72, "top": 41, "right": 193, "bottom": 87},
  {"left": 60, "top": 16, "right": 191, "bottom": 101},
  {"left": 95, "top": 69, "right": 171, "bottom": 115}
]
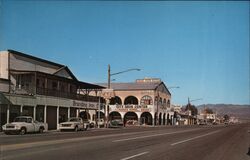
[{"left": 0, "top": 124, "right": 249, "bottom": 160}]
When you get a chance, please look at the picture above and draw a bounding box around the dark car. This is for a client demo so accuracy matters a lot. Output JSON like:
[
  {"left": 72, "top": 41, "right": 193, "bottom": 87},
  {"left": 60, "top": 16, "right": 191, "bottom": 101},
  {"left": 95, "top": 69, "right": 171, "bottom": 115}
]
[{"left": 108, "top": 119, "right": 123, "bottom": 128}]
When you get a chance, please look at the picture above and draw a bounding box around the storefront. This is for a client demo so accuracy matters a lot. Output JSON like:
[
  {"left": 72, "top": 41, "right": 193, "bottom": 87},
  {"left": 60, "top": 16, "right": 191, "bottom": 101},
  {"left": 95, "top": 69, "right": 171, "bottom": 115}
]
[{"left": 98, "top": 78, "right": 172, "bottom": 126}]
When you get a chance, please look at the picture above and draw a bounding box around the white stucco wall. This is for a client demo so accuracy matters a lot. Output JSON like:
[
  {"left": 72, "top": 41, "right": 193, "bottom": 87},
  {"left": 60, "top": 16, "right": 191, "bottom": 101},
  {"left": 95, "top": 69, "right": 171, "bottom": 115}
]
[{"left": 0, "top": 51, "right": 9, "bottom": 79}]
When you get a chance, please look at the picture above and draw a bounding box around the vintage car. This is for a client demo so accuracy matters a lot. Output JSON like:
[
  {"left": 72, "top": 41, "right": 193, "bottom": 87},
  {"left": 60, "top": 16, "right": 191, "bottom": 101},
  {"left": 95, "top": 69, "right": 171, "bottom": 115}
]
[
  {"left": 108, "top": 119, "right": 124, "bottom": 128},
  {"left": 59, "top": 117, "right": 89, "bottom": 131},
  {"left": 2, "top": 116, "right": 48, "bottom": 135},
  {"left": 97, "top": 119, "right": 105, "bottom": 128}
]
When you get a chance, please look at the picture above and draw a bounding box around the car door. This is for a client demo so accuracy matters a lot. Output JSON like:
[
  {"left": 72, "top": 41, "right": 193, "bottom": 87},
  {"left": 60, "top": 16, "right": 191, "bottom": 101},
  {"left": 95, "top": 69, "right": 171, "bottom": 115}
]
[
  {"left": 34, "top": 121, "right": 41, "bottom": 132},
  {"left": 26, "top": 118, "right": 35, "bottom": 132},
  {"left": 79, "top": 118, "right": 84, "bottom": 130}
]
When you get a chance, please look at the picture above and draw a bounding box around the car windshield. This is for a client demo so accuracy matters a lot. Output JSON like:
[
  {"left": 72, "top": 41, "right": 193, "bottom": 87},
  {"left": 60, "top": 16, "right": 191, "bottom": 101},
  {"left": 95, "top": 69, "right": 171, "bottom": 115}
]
[
  {"left": 14, "top": 117, "right": 28, "bottom": 122},
  {"left": 68, "top": 118, "right": 79, "bottom": 122}
]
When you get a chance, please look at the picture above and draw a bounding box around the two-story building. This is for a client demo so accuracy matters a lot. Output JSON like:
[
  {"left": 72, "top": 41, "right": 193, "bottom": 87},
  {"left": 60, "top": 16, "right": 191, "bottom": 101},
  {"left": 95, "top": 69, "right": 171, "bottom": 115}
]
[
  {"left": 98, "top": 78, "right": 173, "bottom": 126},
  {"left": 0, "top": 50, "right": 104, "bottom": 130}
]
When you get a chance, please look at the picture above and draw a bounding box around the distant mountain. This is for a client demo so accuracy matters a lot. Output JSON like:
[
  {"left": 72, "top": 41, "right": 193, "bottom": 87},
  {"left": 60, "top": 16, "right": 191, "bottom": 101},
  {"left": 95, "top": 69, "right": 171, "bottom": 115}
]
[{"left": 197, "top": 104, "right": 250, "bottom": 121}]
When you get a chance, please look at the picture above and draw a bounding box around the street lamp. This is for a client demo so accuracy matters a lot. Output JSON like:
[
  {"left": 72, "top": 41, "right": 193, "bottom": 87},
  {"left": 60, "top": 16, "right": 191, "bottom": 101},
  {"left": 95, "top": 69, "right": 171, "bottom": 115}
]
[
  {"left": 108, "top": 64, "right": 141, "bottom": 89},
  {"left": 188, "top": 97, "right": 203, "bottom": 104},
  {"left": 187, "top": 97, "right": 202, "bottom": 125},
  {"left": 105, "top": 64, "right": 141, "bottom": 127},
  {"left": 168, "top": 86, "right": 180, "bottom": 90}
]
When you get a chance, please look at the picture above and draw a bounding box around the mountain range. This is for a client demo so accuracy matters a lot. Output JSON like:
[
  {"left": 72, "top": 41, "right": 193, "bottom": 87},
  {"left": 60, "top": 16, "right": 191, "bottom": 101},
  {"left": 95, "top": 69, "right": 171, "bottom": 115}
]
[{"left": 197, "top": 104, "right": 250, "bottom": 121}]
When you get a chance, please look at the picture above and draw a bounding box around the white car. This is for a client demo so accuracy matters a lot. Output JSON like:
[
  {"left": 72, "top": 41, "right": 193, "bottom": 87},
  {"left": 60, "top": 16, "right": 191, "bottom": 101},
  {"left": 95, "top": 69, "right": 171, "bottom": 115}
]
[
  {"left": 2, "top": 116, "right": 48, "bottom": 135},
  {"left": 59, "top": 117, "right": 89, "bottom": 132}
]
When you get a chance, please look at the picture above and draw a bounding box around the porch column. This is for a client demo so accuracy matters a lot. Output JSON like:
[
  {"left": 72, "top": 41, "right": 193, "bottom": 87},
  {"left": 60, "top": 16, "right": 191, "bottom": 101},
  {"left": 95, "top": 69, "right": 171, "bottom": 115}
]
[
  {"left": 20, "top": 105, "right": 23, "bottom": 115},
  {"left": 76, "top": 108, "right": 79, "bottom": 118},
  {"left": 7, "top": 104, "right": 10, "bottom": 123},
  {"left": 33, "top": 106, "right": 36, "bottom": 121},
  {"left": 44, "top": 105, "right": 47, "bottom": 123},
  {"left": 57, "top": 106, "right": 59, "bottom": 130},
  {"left": 68, "top": 107, "right": 70, "bottom": 119}
]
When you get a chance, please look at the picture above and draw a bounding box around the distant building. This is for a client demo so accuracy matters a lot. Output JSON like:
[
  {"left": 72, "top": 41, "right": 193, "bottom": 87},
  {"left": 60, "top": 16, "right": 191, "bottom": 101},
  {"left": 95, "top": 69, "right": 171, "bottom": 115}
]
[
  {"left": 198, "top": 108, "right": 217, "bottom": 124},
  {"left": 0, "top": 50, "right": 104, "bottom": 130},
  {"left": 97, "top": 77, "right": 172, "bottom": 126}
]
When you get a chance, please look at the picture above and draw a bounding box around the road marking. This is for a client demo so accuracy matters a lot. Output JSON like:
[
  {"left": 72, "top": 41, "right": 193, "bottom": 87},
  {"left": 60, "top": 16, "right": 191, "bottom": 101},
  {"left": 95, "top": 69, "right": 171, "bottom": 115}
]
[
  {"left": 171, "top": 130, "right": 221, "bottom": 146},
  {"left": 120, "top": 151, "right": 149, "bottom": 160},
  {"left": 1, "top": 129, "right": 183, "bottom": 151},
  {"left": 113, "top": 128, "right": 200, "bottom": 142}
]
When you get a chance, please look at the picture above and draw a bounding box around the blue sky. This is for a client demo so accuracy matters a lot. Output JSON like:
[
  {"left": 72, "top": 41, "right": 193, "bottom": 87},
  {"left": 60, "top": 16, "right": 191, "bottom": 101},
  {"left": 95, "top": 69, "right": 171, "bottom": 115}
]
[{"left": 0, "top": 1, "right": 249, "bottom": 105}]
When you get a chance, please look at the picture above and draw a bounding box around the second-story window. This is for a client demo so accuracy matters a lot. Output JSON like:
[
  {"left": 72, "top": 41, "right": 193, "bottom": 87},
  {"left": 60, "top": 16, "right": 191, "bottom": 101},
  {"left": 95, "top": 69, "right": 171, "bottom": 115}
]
[{"left": 140, "top": 95, "right": 153, "bottom": 105}]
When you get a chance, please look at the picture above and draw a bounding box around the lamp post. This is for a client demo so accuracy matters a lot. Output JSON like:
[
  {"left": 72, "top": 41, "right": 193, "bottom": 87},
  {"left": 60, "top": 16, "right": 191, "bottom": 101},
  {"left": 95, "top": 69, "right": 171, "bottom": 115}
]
[
  {"left": 188, "top": 97, "right": 202, "bottom": 104},
  {"left": 168, "top": 86, "right": 180, "bottom": 90},
  {"left": 167, "top": 86, "right": 180, "bottom": 125},
  {"left": 108, "top": 64, "right": 141, "bottom": 89},
  {"left": 105, "top": 64, "right": 141, "bottom": 127},
  {"left": 187, "top": 97, "right": 202, "bottom": 125}
]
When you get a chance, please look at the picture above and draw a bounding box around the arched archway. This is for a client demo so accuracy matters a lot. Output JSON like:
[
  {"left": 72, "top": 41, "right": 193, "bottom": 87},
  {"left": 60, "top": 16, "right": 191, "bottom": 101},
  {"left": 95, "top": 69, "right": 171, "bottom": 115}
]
[
  {"left": 124, "top": 112, "right": 138, "bottom": 125},
  {"left": 140, "top": 112, "right": 153, "bottom": 125},
  {"left": 159, "top": 112, "right": 162, "bottom": 125},
  {"left": 159, "top": 98, "right": 162, "bottom": 105},
  {"left": 109, "top": 111, "right": 122, "bottom": 120},
  {"left": 124, "top": 96, "right": 138, "bottom": 105},
  {"left": 140, "top": 95, "right": 153, "bottom": 105},
  {"left": 163, "top": 99, "right": 166, "bottom": 107},
  {"left": 167, "top": 113, "right": 170, "bottom": 125},
  {"left": 110, "top": 96, "right": 122, "bottom": 105},
  {"left": 79, "top": 111, "right": 90, "bottom": 121},
  {"left": 95, "top": 111, "right": 105, "bottom": 119},
  {"left": 163, "top": 113, "right": 166, "bottom": 125},
  {"left": 167, "top": 100, "right": 170, "bottom": 108}
]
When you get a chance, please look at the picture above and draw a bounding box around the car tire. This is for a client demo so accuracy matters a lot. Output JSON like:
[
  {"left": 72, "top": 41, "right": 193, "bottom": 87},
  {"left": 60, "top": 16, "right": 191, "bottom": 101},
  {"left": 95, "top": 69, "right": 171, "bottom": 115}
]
[
  {"left": 20, "top": 127, "right": 26, "bottom": 135},
  {"left": 74, "top": 126, "right": 78, "bottom": 132},
  {"left": 4, "top": 131, "right": 10, "bottom": 135},
  {"left": 84, "top": 125, "right": 88, "bottom": 131},
  {"left": 39, "top": 127, "right": 44, "bottom": 133}
]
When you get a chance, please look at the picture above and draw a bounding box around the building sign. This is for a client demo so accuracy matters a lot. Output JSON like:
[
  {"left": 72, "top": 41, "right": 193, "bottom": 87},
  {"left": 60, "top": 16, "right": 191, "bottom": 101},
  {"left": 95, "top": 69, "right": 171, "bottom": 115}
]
[
  {"left": 115, "top": 108, "right": 151, "bottom": 112},
  {"left": 72, "top": 100, "right": 98, "bottom": 110},
  {"left": 111, "top": 104, "right": 152, "bottom": 112}
]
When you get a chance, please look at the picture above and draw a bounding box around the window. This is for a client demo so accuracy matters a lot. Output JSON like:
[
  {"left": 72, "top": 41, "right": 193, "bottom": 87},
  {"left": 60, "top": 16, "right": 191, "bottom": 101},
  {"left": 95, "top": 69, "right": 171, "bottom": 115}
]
[{"left": 140, "top": 95, "right": 153, "bottom": 105}]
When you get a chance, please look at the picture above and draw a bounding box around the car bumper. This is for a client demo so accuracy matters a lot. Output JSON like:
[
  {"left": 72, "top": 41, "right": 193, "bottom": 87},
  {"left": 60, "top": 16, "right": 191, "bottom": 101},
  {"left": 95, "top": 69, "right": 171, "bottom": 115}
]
[
  {"left": 59, "top": 126, "right": 75, "bottom": 130},
  {"left": 3, "top": 129, "right": 21, "bottom": 134}
]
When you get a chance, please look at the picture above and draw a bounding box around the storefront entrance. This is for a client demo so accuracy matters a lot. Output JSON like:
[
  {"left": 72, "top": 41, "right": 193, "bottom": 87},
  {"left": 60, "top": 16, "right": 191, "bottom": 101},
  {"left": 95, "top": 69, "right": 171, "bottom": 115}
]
[
  {"left": 124, "top": 112, "right": 138, "bottom": 125},
  {"left": 140, "top": 112, "right": 153, "bottom": 125}
]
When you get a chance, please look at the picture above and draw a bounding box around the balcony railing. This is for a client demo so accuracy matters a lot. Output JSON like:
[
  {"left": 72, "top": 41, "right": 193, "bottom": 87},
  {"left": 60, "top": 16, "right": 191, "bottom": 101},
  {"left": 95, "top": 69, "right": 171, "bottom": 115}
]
[{"left": 36, "top": 87, "right": 99, "bottom": 102}]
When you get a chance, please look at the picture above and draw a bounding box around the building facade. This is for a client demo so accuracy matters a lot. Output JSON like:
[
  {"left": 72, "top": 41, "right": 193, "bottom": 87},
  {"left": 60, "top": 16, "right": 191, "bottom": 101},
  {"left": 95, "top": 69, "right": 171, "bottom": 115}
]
[
  {"left": 0, "top": 50, "right": 104, "bottom": 130},
  {"left": 98, "top": 78, "right": 173, "bottom": 126}
]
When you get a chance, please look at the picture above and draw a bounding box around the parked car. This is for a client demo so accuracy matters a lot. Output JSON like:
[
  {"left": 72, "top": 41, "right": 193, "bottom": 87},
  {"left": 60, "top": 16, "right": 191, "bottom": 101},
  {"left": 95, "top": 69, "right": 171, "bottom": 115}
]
[
  {"left": 59, "top": 117, "right": 89, "bottom": 131},
  {"left": 2, "top": 116, "right": 48, "bottom": 135},
  {"left": 97, "top": 119, "right": 105, "bottom": 128},
  {"left": 88, "top": 120, "right": 95, "bottom": 128},
  {"left": 108, "top": 119, "right": 123, "bottom": 128}
]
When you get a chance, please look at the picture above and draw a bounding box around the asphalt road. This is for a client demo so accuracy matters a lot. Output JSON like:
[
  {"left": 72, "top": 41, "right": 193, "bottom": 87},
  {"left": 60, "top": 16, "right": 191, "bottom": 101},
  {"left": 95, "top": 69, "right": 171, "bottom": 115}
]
[{"left": 0, "top": 124, "right": 249, "bottom": 160}]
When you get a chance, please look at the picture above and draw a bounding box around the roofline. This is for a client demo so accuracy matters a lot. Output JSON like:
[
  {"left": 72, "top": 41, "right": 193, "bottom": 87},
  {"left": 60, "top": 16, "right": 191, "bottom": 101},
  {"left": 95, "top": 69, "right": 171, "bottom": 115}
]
[
  {"left": 8, "top": 49, "right": 64, "bottom": 68},
  {"left": 9, "top": 69, "right": 104, "bottom": 89},
  {"left": 155, "top": 82, "right": 171, "bottom": 96},
  {"left": 53, "top": 66, "right": 78, "bottom": 81}
]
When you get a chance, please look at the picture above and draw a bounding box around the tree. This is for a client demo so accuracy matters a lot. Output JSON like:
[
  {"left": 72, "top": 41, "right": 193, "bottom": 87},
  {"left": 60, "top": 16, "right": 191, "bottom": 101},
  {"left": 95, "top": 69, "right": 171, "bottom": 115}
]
[
  {"left": 185, "top": 103, "right": 198, "bottom": 116},
  {"left": 223, "top": 114, "right": 230, "bottom": 121},
  {"left": 204, "top": 108, "right": 214, "bottom": 114}
]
